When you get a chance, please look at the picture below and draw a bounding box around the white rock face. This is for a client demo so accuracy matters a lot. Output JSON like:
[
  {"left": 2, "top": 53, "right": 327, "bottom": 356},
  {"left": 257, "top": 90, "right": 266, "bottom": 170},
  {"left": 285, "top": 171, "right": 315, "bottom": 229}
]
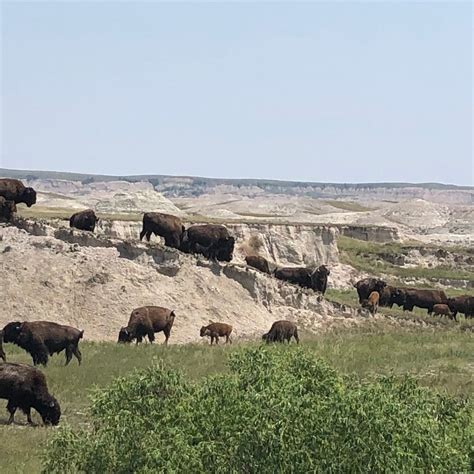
[{"left": 0, "top": 225, "right": 365, "bottom": 343}]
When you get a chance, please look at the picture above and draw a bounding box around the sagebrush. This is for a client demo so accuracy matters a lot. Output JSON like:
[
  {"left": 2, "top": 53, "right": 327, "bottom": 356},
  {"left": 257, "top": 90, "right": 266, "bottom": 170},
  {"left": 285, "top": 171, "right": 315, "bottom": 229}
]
[{"left": 43, "top": 347, "right": 472, "bottom": 473}]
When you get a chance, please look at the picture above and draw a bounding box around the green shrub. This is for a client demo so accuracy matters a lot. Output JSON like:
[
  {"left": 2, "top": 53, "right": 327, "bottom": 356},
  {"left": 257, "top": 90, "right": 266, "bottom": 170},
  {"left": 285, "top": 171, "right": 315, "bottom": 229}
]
[{"left": 43, "top": 348, "right": 472, "bottom": 473}]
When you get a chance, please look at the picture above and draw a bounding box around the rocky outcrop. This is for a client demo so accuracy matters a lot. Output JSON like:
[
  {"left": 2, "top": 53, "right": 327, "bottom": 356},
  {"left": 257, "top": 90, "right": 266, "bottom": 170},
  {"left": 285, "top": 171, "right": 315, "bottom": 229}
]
[{"left": 338, "top": 225, "right": 400, "bottom": 243}]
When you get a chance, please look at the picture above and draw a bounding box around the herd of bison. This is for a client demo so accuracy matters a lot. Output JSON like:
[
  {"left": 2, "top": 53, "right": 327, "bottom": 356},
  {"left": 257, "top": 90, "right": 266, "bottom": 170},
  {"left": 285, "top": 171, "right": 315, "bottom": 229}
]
[{"left": 0, "top": 177, "right": 473, "bottom": 428}]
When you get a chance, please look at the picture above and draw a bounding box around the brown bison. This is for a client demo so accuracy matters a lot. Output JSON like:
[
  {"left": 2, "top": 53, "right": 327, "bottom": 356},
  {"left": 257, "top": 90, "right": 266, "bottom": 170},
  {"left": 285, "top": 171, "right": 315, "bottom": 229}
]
[
  {"left": 0, "top": 196, "right": 17, "bottom": 222},
  {"left": 69, "top": 209, "right": 99, "bottom": 232},
  {"left": 0, "top": 363, "right": 60, "bottom": 425},
  {"left": 139, "top": 212, "right": 185, "bottom": 249},
  {"left": 245, "top": 255, "right": 273, "bottom": 275},
  {"left": 400, "top": 288, "right": 448, "bottom": 314},
  {"left": 378, "top": 285, "right": 405, "bottom": 308},
  {"left": 447, "top": 296, "right": 474, "bottom": 319},
  {"left": 275, "top": 265, "right": 330, "bottom": 293},
  {"left": 354, "top": 278, "right": 387, "bottom": 304},
  {"left": 262, "top": 320, "right": 299, "bottom": 344},
  {"left": 2, "top": 321, "right": 84, "bottom": 366},
  {"left": 118, "top": 306, "right": 175, "bottom": 344},
  {"left": 181, "top": 224, "right": 234, "bottom": 262},
  {"left": 0, "top": 330, "right": 5, "bottom": 362},
  {"left": 365, "top": 291, "right": 379, "bottom": 315},
  {"left": 194, "top": 237, "right": 235, "bottom": 262},
  {"left": 200, "top": 322, "right": 233, "bottom": 345},
  {"left": 0, "top": 178, "right": 36, "bottom": 207},
  {"left": 432, "top": 304, "right": 455, "bottom": 320}
]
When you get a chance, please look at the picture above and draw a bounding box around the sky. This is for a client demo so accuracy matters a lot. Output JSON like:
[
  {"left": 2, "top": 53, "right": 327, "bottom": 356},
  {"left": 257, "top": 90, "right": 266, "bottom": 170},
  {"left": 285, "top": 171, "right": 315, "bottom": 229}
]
[{"left": 1, "top": 1, "right": 472, "bottom": 185}]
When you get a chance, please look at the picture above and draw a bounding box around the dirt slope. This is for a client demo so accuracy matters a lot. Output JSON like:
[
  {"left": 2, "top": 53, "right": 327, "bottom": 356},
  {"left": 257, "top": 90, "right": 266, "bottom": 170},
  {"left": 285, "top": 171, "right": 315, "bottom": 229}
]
[{"left": 1, "top": 224, "right": 367, "bottom": 343}]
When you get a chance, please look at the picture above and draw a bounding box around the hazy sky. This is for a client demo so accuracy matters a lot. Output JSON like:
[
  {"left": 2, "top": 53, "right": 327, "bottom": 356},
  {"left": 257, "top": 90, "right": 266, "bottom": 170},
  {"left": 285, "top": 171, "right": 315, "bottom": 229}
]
[{"left": 1, "top": 1, "right": 472, "bottom": 185}]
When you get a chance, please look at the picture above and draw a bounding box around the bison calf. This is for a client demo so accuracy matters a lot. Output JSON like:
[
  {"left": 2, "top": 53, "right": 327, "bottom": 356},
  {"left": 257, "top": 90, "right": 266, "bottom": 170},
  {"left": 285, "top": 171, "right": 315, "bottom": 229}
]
[
  {"left": 432, "top": 304, "right": 455, "bottom": 320},
  {"left": 245, "top": 255, "right": 273, "bottom": 275},
  {"left": 200, "top": 322, "right": 233, "bottom": 345},
  {"left": 366, "top": 291, "right": 380, "bottom": 315},
  {"left": 139, "top": 212, "right": 185, "bottom": 248},
  {"left": 262, "top": 320, "right": 299, "bottom": 344},
  {"left": 0, "top": 363, "right": 60, "bottom": 425},
  {"left": 118, "top": 306, "right": 175, "bottom": 345},
  {"left": 2, "top": 321, "right": 84, "bottom": 366}
]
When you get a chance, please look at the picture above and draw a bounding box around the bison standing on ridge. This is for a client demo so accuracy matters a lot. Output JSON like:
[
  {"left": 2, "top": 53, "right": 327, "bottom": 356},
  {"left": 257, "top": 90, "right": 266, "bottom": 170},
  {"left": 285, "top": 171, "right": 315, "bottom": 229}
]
[
  {"left": 262, "top": 320, "right": 299, "bottom": 344},
  {"left": 118, "top": 306, "right": 175, "bottom": 345},
  {"left": 448, "top": 296, "right": 474, "bottom": 319},
  {"left": 354, "top": 278, "right": 387, "bottom": 304},
  {"left": 275, "top": 265, "right": 330, "bottom": 293},
  {"left": 0, "top": 363, "right": 60, "bottom": 425},
  {"left": 0, "top": 197, "right": 17, "bottom": 222},
  {"left": 200, "top": 322, "right": 233, "bottom": 345},
  {"left": 69, "top": 209, "right": 99, "bottom": 232},
  {"left": 0, "top": 178, "right": 36, "bottom": 207},
  {"left": 2, "top": 321, "right": 84, "bottom": 366},
  {"left": 182, "top": 224, "right": 235, "bottom": 262},
  {"left": 245, "top": 255, "right": 274, "bottom": 275},
  {"left": 139, "top": 212, "right": 185, "bottom": 249}
]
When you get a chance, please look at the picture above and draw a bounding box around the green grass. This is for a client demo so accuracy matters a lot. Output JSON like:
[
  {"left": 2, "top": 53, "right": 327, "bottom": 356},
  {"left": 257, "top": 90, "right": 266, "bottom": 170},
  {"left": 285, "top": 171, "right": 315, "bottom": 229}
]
[
  {"left": 338, "top": 236, "right": 474, "bottom": 283},
  {"left": 0, "top": 327, "right": 473, "bottom": 473}
]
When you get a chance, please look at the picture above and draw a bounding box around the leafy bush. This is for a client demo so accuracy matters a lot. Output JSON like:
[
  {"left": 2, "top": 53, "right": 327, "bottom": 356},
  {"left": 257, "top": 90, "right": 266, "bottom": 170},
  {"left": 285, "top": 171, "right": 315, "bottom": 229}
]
[{"left": 43, "top": 348, "right": 472, "bottom": 473}]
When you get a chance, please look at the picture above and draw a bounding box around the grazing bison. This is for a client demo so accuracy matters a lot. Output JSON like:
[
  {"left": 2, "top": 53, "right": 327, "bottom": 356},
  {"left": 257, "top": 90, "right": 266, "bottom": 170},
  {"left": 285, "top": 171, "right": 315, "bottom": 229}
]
[
  {"left": 0, "top": 197, "right": 17, "bottom": 222},
  {"left": 354, "top": 278, "right": 387, "bottom": 304},
  {"left": 245, "top": 255, "right": 273, "bottom": 275},
  {"left": 182, "top": 224, "right": 234, "bottom": 261},
  {"left": 400, "top": 289, "right": 448, "bottom": 314},
  {"left": 0, "top": 331, "right": 5, "bottom": 362},
  {"left": 0, "top": 178, "right": 36, "bottom": 207},
  {"left": 366, "top": 291, "right": 379, "bottom": 315},
  {"left": 69, "top": 209, "right": 99, "bottom": 232},
  {"left": 2, "top": 321, "right": 84, "bottom": 366},
  {"left": 0, "top": 363, "right": 60, "bottom": 425},
  {"left": 447, "top": 296, "right": 474, "bottom": 320},
  {"left": 275, "top": 265, "right": 329, "bottom": 293},
  {"left": 262, "top": 320, "right": 299, "bottom": 344},
  {"left": 139, "top": 212, "right": 185, "bottom": 249},
  {"left": 200, "top": 322, "right": 233, "bottom": 345},
  {"left": 432, "top": 304, "right": 455, "bottom": 320},
  {"left": 118, "top": 306, "right": 175, "bottom": 345}
]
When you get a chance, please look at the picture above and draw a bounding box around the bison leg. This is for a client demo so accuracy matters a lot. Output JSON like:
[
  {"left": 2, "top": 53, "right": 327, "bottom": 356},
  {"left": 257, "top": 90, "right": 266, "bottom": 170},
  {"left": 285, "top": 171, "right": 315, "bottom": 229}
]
[
  {"left": 65, "top": 346, "right": 74, "bottom": 365},
  {"left": 24, "top": 407, "right": 33, "bottom": 425},
  {"left": 147, "top": 330, "right": 155, "bottom": 344},
  {"left": 294, "top": 330, "right": 300, "bottom": 344},
  {"left": 225, "top": 334, "right": 231, "bottom": 344},
  {"left": 139, "top": 228, "right": 147, "bottom": 241},
  {"left": 163, "top": 327, "right": 172, "bottom": 345},
  {"left": 136, "top": 335, "right": 143, "bottom": 344},
  {"left": 73, "top": 346, "right": 82, "bottom": 365},
  {"left": 6, "top": 401, "right": 17, "bottom": 424},
  {"left": 146, "top": 231, "right": 152, "bottom": 242},
  {"left": 215, "top": 336, "right": 219, "bottom": 345}
]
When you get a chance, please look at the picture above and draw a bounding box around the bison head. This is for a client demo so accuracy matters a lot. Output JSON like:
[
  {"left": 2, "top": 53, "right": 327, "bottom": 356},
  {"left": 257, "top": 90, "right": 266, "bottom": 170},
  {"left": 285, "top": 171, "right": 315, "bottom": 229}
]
[
  {"left": 118, "top": 327, "right": 133, "bottom": 343},
  {"left": 2, "top": 322, "right": 23, "bottom": 343},
  {"left": 200, "top": 326, "right": 210, "bottom": 337},
  {"left": 261, "top": 332, "right": 269, "bottom": 342},
  {"left": 22, "top": 187, "right": 37, "bottom": 207},
  {"left": 373, "top": 280, "right": 387, "bottom": 292},
  {"left": 39, "top": 396, "right": 61, "bottom": 426},
  {"left": 216, "top": 237, "right": 235, "bottom": 262},
  {"left": 391, "top": 288, "right": 406, "bottom": 306}
]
